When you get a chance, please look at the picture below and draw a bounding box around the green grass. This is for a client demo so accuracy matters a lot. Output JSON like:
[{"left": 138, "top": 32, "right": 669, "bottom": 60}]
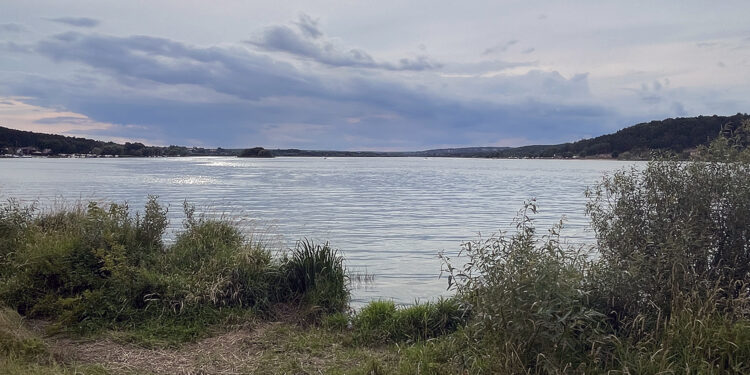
[
  {"left": 283, "top": 238, "right": 349, "bottom": 317},
  {"left": 0, "top": 197, "right": 350, "bottom": 345},
  {"left": 0, "top": 307, "right": 110, "bottom": 374},
  {"left": 352, "top": 298, "right": 467, "bottom": 344}
]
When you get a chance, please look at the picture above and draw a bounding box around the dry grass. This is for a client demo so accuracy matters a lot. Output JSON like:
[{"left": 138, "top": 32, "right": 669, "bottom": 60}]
[
  {"left": 20, "top": 315, "right": 395, "bottom": 375},
  {"left": 53, "top": 323, "right": 267, "bottom": 374}
]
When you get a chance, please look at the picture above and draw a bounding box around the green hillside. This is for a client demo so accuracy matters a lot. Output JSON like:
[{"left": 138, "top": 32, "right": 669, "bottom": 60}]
[
  {"left": 0, "top": 126, "right": 231, "bottom": 156},
  {"left": 2, "top": 113, "right": 748, "bottom": 159},
  {"left": 490, "top": 113, "right": 749, "bottom": 159}
]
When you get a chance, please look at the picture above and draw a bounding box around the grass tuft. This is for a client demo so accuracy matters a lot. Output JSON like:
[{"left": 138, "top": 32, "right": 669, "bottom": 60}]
[
  {"left": 282, "top": 239, "right": 349, "bottom": 316},
  {"left": 353, "top": 298, "right": 467, "bottom": 344}
]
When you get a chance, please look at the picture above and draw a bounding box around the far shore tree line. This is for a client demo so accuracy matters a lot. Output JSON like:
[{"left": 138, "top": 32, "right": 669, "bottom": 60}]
[{"left": 2, "top": 113, "right": 749, "bottom": 159}]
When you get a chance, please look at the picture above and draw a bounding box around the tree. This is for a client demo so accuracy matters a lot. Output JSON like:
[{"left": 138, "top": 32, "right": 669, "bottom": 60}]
[{"left": 238, "top": 147, "right": 273, "bottom": 158}]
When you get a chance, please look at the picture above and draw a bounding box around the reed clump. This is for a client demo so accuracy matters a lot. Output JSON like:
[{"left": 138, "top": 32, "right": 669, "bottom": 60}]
[{"left": 282, "top": 239, "right": 349, "bottom": 316}]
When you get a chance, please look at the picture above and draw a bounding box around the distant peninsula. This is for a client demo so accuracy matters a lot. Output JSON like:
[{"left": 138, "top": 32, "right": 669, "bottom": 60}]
[
  {"left": 239, "top": 147, "right": 274, "bottom": 158},
  {"left": 1, "top": 113, "right": 748, "bottom": 159}
]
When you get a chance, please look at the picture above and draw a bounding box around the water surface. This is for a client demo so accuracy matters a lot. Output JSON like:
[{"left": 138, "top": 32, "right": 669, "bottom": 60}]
[{"left": 0, "top": 157, "right": 639, "bottom": 305}]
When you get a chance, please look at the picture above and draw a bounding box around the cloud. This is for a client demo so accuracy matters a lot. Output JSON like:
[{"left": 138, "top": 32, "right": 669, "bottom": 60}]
[
  {"left": 246, "top": 14, "right": 441, "bottom": 71},
  {"left": 0, "top": 23, "right": 25, "bottom": 33},
  {"left": 482, "top": 40, "right": 518, "bottom": 55},
  {"left": 1, "top": 41, "right": 33, "bottom": 53},
  {"left": 671, "top": 101, "right": 687, "bottom": 116},
  {"left": 35, "top": 32, "right": 322, "bottom": 100},
  {"left": 45, "top": 17, "right": 100, "bottom": 28},
  {"left": 439, "top": 59, "right": 539, "bottom": 77},
  {"left": 293, "top": 13, "right": 322, "bottom": 39},
  {"left": 696, "top": 41, "right": 718, "bottom": 48},
  {"left": 0, "top": 97, "right": 113, "bottom": 136},
  {"left": 2, "top": 30, "right": 617, "bottom": 149}
]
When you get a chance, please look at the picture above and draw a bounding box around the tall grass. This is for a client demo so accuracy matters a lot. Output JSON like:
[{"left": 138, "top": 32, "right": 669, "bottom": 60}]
[
  {"left": 0, "top": 197, "right": 349, "bottom": 339},
  {"left": 0, "top": 307, "right": 48, "bottom": 363},
  {"left": 352, "top": 298, "right": 466, "bottom": 344},
  {"left": 283, "top": 239, "right": 348, "bottom": 315}
]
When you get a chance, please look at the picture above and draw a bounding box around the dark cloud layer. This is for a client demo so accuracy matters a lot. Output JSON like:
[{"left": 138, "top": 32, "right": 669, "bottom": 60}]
[{"left": 5, "top": 29, "right": 617, "bottom": 148}]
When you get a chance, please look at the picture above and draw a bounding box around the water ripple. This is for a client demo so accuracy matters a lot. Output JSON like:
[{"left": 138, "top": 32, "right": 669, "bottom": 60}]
[{"left": 0, "top": 157, "right": 641, "bottom": 305}]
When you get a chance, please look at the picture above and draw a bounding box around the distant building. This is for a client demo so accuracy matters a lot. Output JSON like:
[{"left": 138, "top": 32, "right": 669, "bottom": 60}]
[{"left": 16, "top": 146, "right": 38, "bottom": 155}]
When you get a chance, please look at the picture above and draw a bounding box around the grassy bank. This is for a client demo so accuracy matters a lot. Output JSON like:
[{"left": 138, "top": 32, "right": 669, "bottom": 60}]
[{"left": 2, "top": 121, "right": 750, "bottom": 374}]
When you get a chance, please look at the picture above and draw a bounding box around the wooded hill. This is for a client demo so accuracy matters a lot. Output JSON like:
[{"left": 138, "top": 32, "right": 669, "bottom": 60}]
[
  {"left": 0, "top": 126, "right": 231, "bottom": 156},
  {"left": 2, "top": 113, "right": 748, "bottom": 158},
  {"left": 489, "top": 113, "right": 750, "bottom": 159}
]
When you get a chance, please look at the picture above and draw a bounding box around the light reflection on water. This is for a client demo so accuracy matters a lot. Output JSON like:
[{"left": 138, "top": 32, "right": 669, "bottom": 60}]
[{"left": 0, "top": 157, "right": 641, "bottom": 306}]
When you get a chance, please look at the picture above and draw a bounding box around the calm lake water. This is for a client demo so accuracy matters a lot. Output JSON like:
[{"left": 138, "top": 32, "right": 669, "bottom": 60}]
[{"left": 0, "top": 157, "right": 640, "bottom": 305}]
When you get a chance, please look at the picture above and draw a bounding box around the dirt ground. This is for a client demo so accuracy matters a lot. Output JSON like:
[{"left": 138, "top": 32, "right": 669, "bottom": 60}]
[{"left": 27, "top": 320, "right": 393, "bottom": 375}]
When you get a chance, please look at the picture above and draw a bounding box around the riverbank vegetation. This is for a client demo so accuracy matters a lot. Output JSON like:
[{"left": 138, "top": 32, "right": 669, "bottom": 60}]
[{"left": 2, "top": 120, "right": 750, "bottom": 373}]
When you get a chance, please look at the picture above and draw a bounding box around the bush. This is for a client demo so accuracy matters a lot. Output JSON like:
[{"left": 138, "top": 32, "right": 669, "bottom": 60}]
[
  {"left": 586, "top": 141, "right": 750, "bottom": 328},
  {"left": 0, "top": 198, "right": 168, "bottom": 326},
  {"left": 441, "top": 201, "right": 609, "bottom": 373},
  {"left": 156, "top": 204, "right": 275, "bottom": 312},
  {"left": 0, "top": 198, "right": 349, "bottom": 341}
]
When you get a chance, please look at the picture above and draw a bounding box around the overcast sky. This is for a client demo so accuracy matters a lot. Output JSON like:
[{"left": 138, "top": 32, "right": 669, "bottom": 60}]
[{"left": 1, "top": 1, "right": 749, "bottom": 150}]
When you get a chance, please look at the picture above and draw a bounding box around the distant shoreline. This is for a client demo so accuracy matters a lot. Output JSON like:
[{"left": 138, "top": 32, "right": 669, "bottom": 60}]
[
  {"left": 4, "top": 114, "right": 745, "bottom": 160},
  {"left": 0, "top": 153, "right": 646, "bottom": 161}
]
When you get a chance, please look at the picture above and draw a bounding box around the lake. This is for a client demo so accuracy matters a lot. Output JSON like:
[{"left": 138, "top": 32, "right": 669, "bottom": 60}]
[{"left": 0, "top": 157, "right": 640, "bottom": 305}]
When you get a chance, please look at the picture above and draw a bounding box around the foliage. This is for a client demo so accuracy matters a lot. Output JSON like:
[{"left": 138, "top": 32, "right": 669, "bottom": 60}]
[
  {"left": 441, "top": 202, "right": 610, "bottom": 373},
  {"left": 0, "top": 197, "right": 348, "bottom": 342},
  {"left": 238, "top": 147, "right": 273, "bottom": 158},
  {"left": 586, "top": 132, "right": 750, "bottom": 327},
  {"left": 427, "top": 125, "right": 750, "bottom": 373},
  {"left": 490, "top": 113, "right": 749, "bottom": 159},
  {"left": 352, "top": 298, "right": 467, "bottom": 344},
  {"left": 282, "top": 239, "right": 349, "bottom": 315},
  {"left": 0, "top": 125, "right": 234, "bottom": 156}
]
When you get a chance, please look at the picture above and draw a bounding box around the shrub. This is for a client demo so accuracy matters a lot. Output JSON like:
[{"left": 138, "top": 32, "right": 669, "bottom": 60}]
[
  {"left": 586, "top": 140, "right": 750, "bottom": 328},
  {"left": 0, "top": 197, "right": 351, "bottom": 341},
  {"left": 0, "top": 198, "right": 169, "bottom": 326},
  {"left": 441, "top": 202, "right": 610, "bottom": 373},
  {"left": 155, "top": 204, "right": 274, "bottom": 312},
  {"left": 0, "top": 200, "right": 34, "bottom": 279},
  {"left": 353, "top": 300, "right": 397, "bottom": 343}
]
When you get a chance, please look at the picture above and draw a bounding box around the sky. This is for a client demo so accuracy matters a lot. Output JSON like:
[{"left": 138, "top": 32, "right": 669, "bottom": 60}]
[{"left": 0, "top": 0, "right": 749, "bottom": 150}]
